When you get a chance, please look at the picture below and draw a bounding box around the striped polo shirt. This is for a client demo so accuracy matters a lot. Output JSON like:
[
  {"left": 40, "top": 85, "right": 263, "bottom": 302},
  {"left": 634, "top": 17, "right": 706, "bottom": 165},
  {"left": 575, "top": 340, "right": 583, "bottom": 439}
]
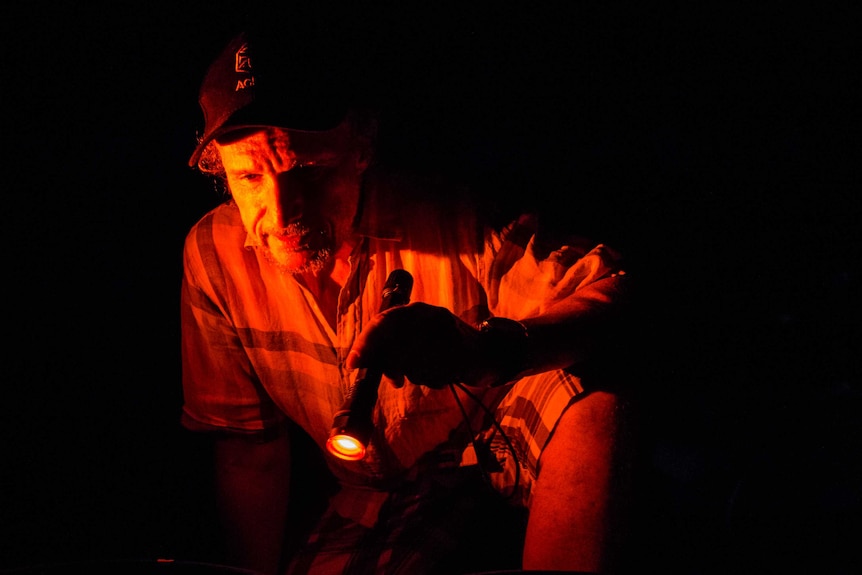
[{"left": 180, "top": 171, "right": 626, "bottom": 521}]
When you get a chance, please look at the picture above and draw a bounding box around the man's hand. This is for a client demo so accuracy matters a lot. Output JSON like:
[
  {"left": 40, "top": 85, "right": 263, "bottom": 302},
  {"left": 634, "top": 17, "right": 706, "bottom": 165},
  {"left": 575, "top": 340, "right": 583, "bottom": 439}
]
[{"left": 345, "top": 302, "right": 484, "bottom": 389}]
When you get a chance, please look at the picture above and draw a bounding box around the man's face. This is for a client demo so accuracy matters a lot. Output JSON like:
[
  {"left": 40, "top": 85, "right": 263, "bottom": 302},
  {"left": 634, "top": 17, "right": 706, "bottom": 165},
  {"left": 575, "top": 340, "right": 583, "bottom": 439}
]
[{"left": 216, "top": 122, "right": 367, "bottom": 275}]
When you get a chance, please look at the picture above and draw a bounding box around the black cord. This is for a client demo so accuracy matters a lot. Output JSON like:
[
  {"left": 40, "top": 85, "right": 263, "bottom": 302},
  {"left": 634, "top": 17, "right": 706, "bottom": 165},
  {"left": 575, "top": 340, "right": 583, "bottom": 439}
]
[{"left": 447, "top": 382, "right": 521, "bottom": 501}]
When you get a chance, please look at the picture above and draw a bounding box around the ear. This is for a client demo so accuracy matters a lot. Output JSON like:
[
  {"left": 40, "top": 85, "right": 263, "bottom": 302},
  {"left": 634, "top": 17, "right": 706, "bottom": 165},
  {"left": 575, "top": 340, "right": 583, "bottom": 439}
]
[
  {"left": 348, "top": 109, "right": 378, "bottom": 174},
  {"left": 354, "top": 143, "right": 374, "bottom": 174}
]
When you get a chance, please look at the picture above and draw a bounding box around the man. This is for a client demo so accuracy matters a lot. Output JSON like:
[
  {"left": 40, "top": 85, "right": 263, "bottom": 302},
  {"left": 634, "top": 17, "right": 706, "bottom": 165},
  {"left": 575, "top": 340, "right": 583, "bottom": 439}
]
[{"left": 181, "top": 23, "right": 632, "bottom": 575}]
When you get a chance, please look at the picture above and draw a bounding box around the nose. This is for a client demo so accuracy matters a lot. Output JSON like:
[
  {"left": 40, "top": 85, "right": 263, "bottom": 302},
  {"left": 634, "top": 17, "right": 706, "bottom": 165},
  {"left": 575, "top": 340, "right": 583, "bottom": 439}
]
[{"left": 270, "top": 171, "right": 308, "bottom": 229}]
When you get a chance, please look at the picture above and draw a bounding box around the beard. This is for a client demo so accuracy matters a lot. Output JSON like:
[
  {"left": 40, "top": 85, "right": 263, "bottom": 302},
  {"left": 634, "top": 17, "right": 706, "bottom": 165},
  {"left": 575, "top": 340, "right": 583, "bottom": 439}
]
[
  {"left": 260, "top": 222, "right": 334, "bottom": 276},
  {"left": 262, "top": 244, "right": 332, "bottom": 275}
]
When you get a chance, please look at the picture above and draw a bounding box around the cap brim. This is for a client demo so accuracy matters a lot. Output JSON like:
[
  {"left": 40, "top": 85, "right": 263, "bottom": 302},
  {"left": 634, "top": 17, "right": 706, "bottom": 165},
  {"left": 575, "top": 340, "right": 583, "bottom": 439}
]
[{"left": 188, "top": 104, "right": 348, "bottom": 169}]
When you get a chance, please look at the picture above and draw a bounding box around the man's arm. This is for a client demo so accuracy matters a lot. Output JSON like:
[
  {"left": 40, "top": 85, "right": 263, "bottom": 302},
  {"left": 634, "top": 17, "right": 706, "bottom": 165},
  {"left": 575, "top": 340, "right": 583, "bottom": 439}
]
[
  {"left": 213, "top": 429, "right": 292, "bottom": 575},
  {"left": 518, "top": 272, "right": 628, "bottom": 375},
  {"left": 345, "top": 272, "right": 629, "bottom": 391}
]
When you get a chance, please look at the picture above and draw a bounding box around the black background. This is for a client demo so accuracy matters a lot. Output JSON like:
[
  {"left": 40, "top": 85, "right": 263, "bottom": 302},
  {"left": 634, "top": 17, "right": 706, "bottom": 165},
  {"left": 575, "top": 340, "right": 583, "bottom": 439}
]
[{"left": 3, "top": 2, "right": 859, "bottom": 574}]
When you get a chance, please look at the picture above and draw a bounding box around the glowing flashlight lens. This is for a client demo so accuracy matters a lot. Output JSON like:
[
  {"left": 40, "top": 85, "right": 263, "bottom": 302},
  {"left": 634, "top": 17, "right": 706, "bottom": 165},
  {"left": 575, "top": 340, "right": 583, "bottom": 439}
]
[{"left": 326, "top": 434, "right": 367, "bottom": 461}]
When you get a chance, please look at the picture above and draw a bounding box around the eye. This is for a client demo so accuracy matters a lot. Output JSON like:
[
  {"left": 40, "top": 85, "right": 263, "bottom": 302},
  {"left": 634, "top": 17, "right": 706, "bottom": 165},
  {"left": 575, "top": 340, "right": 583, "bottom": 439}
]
[
  {"left": 227, "top": 171, "right": 264, "bottom": 196},
  {"left": 238, "top": 173, "right": 262, "bottom": 183},
  {"left": 293, "top": 163, "right": 335, "bottom": 181}
]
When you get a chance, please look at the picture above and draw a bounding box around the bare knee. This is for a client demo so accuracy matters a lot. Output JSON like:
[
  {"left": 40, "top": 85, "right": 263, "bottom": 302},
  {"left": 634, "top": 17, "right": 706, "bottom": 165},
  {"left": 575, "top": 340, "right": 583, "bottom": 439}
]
[{"left": 523, "top": 390, "right": 631, "bottom": 573}]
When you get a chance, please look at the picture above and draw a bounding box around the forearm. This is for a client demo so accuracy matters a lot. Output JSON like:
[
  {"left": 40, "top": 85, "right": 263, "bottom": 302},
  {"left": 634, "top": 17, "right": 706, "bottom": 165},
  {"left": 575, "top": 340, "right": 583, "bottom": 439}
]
[
  {"left": 484, "top": 273, "right": 630, "bottom": 385},
  {"left": 214, "top": 431, "right": 291, "bottom": 575},
  {"left": 520, "top": 299, "right": 621, "bottom": 375}
]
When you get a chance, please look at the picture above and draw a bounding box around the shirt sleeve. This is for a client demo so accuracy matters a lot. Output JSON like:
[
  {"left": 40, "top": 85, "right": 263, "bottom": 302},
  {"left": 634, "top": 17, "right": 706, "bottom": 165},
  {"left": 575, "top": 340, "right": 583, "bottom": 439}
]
[
  {"left": 482, "top": 213, "right": 628, "bottom": 321},
  {"left": 474, "top": 213, "right": 630, "bottom": 506},
  {"left": 180, "top": 218, "right": 285, "bottom": 434}
]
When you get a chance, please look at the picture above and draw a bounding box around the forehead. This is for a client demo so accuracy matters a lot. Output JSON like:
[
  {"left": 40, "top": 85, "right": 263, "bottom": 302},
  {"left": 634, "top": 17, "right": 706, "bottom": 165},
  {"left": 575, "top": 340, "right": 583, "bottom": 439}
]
[{"left": 216, "top": 122, "right": 354, "bottom": 163}]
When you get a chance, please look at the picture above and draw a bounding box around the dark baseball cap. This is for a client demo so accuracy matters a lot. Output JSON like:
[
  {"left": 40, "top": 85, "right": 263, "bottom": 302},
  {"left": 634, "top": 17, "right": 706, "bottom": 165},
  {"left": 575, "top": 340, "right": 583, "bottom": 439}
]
[{"left": 188, "top": 27, "right": 353, "bottom": 168}]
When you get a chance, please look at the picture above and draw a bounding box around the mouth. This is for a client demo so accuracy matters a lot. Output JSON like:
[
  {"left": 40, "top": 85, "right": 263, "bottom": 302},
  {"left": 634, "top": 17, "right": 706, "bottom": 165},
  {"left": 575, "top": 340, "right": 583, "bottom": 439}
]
[
  {"left": 270, "top": 226, "right": 329, "bottom": 253},
  {"left": 271, "top": 234, "right": 309, "bottom": 253},
  {"left": 260, "top": 223, "right": 334, "bottom": 274}
]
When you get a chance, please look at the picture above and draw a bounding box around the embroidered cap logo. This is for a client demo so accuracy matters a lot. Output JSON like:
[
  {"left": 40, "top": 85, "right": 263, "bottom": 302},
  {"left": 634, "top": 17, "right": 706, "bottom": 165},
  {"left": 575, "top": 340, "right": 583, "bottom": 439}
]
[{"left": 235, "top": 43, "right": 254, "bottom": 91}]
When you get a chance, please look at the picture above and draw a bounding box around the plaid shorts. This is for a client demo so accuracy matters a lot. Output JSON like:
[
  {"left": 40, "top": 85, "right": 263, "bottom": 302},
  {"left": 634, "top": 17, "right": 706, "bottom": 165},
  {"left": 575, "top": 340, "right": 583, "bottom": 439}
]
[
  {"left": 285, "top": 466, "right": 526, "bottom": 575},
  {"left": 284, "top": 370, "right": 583, "bottom": 575}
]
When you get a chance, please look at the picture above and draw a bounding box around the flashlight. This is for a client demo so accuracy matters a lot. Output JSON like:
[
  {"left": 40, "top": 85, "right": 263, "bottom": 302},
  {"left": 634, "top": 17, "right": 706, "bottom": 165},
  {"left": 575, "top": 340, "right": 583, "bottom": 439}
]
[{"left": 326, "top": 269, "right": 413, "bottom": 460}]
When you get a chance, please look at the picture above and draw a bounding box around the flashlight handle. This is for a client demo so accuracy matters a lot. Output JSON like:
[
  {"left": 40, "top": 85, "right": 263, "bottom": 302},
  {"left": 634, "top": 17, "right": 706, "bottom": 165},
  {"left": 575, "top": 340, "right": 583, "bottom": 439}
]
[
  {"left": 328, "top": 270, "right": 413, "bottom": 456},
  {"left": 329, "top": 366, "right": 382, "bottom": 440}
]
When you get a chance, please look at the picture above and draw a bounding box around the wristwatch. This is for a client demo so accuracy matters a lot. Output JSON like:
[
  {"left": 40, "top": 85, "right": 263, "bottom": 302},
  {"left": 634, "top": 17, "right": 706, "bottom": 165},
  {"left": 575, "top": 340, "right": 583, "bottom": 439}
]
[{"left": 477, "top": 317, "right": 530, "bottom": 387}]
